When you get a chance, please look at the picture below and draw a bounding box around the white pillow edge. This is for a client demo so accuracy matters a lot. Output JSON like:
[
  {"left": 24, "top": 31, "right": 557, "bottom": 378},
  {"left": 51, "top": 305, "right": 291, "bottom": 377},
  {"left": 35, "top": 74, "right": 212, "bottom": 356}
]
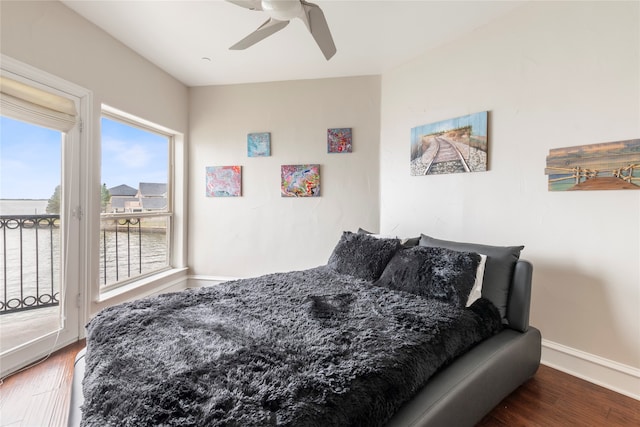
[
  {"left": 466, "top": 253, "right": 487, "bottom": 307},
  {"left": 369, "top": 233, "right": 399, "bottom": 240}
]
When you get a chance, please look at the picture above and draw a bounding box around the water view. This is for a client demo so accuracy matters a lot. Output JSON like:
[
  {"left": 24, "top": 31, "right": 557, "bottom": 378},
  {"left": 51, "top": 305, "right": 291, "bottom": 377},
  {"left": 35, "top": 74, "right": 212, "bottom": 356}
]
[
  {"left": 99, "top": 217, "right": 169, "bottom": 286},
  {"left": 0, "top": 199, "right": 49, "bottom": 215},
  {"left": 0, "top": 200, "right": 58, "bottom": 311},
  {"left": 1, "top": 200, "right": 169, "bottom": 315}
]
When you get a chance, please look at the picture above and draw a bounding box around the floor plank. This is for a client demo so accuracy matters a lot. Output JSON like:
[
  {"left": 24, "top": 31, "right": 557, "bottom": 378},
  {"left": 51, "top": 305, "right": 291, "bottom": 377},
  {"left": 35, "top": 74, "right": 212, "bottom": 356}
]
[
  {"left": 0, "top": 340, "right": 85, "bottom": 427},
  {"left": 1, "top": 341, "right": 639, "bottom": 426},
  {"left": 477, "top": 365, "right": 640, "bottom": 426}
]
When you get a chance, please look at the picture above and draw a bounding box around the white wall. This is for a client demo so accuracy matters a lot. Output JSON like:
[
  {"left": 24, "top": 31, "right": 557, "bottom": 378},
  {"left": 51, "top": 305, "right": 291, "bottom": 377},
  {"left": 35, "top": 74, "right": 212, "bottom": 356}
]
[
  {"left": 189, "top": 76, "right": 381, "bottom": 278},
  {"left": 0, "top": 1, "right": 188, "bottom": 133},
  {"left": 380, "top": 1, "right": 639, "bottom": 397},
  {"left": 0, "top": 0, "right": 190, "bottom": 317}
]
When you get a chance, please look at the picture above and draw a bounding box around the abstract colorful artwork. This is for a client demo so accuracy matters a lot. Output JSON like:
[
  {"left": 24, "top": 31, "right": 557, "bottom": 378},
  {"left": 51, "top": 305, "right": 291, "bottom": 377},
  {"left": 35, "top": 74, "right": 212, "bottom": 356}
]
[
  {"left": 410, "top": 111, "right": 488, "bottom": 176},
  {"left": 206, "top": 166, "right": 242, "bottom": 197},
  {"left": 248, "top": 132, "right": 271, "bottom": 157},
  {"left": 545, "top": 139, "right": 640, "bottom": 191},
  {"left": 281, "top": 164, "right": 320, "bottom": 197},
  {"left": 328, "top": 128, "right": 352, "bottom": 153}
]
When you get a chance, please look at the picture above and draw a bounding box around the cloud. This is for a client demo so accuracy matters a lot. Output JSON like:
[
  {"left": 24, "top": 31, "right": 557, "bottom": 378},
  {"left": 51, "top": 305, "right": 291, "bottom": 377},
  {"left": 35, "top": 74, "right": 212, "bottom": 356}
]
[
  {"left": 100, "top": 134, "right": 167, "bottom": 189},
  {"left": 103, "top": 137, "right": 151, "bottom": 169},
  {"left": 118, "top": 144, "right": 151, "bottom": 169}
]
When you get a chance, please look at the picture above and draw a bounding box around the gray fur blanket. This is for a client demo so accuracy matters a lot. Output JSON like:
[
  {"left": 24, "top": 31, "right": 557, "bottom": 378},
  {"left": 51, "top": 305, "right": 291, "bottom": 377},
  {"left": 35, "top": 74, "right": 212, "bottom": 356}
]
[{"left": 81, "top": 266, "right": 502, "bottom": 426}]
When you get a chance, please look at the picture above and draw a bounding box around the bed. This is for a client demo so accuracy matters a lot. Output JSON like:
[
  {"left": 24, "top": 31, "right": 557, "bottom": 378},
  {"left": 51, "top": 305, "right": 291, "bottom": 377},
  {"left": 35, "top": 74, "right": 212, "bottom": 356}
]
[{"left": 68, "top": 232, "right": 541, "bottom": 427}]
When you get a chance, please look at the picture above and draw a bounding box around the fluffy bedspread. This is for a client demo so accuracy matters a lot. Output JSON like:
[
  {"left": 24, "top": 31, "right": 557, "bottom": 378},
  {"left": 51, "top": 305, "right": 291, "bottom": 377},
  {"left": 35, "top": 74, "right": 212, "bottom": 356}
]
[{"left": 81, "top": 266, "right": 502, "bottom": 427}]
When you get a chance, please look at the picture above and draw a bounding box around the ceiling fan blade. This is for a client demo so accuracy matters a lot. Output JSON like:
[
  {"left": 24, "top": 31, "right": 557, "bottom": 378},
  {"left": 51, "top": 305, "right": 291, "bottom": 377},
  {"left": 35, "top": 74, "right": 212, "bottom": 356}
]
[
  {"left": 230, "top": 18, "right": 290, "bottom": 50},
  {"left": 226, "top": 0, "right": 263, "bottom": 11},
  {"left": 302, "top": 1, "right": 336, "bottom": 60}
]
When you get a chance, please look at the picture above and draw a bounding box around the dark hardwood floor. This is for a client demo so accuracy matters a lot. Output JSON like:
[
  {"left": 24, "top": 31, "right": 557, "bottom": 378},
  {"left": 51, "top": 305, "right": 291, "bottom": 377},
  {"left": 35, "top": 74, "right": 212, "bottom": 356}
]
[
  {"left": 0, "top": 340, "right": 85, "bottom": 427},
  {"left": 1, "top": 340, "right": 638, "bottom": 426},
  {"left": 476, "top": 365, "right": 640, "bottom": 426}
]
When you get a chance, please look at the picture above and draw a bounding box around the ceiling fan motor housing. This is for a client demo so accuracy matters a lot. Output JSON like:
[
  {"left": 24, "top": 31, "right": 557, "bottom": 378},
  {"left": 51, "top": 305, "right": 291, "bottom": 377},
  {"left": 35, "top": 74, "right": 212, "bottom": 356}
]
[{"left": 261, "top": 0, "right": 303, "bottom": 21}]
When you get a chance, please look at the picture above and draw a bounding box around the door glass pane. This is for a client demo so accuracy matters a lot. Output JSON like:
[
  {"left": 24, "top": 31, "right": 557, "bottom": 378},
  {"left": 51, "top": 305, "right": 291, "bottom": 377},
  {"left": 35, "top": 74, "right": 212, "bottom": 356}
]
[
  {"left": 0, "top": 116, "right": 62, "bottom": 354},
  {"left": 100, "top": 116, "right": 170, "bottom": 287}
]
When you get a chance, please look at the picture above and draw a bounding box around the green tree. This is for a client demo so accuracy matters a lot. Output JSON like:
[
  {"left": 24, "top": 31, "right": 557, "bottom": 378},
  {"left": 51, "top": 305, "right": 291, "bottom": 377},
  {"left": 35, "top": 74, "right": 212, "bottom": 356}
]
[
  {"left": 46, "top": 185, "right": 61, "bottom": 214},
  {"left": 47, "top": 184, "right": 112, "bottom": 214},
  {"left": 101, "top": 183, "right": 111, "bottom": 212}
]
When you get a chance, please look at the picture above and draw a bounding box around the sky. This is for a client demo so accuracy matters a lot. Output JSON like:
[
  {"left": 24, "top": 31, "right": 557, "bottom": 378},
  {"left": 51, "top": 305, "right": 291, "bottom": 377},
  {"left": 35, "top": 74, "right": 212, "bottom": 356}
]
[
  {"left": 100, "top": 117, "right": 169, "bottom": 192},
  {"left": 0, "top": 115, "right": 168, "bottom": 200},
  {"left": 411, "top": 111, "right": 488, "bottom": 147}
]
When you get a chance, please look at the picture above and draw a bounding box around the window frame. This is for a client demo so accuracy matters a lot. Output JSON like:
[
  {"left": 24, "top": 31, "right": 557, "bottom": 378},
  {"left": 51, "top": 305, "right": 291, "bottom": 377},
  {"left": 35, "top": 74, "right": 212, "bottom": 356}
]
[
  {"left": 0, "top": 54, "right": 90, "bottom": 377},
  {"left": 97, "top": 105, "right": 186, "bottom": 299}
]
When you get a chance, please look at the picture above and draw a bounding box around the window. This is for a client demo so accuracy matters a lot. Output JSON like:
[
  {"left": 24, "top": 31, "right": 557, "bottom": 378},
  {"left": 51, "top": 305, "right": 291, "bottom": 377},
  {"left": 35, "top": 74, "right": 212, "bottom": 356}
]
[{"left": 99, "top": 110, "right": 173, "bottom": 289}]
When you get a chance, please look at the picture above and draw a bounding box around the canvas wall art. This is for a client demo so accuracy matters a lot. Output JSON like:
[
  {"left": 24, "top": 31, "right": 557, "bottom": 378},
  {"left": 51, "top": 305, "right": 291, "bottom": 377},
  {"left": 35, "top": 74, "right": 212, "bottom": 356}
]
[
  {"left": 545, "top": 139, "right": 640, "bottom": 191},
  {"left": 206, "top": 166, "right": 242, "bottom": 197},
  {"left": 328, "top": 128, "right": 352, "bottom": 153},
  {"left": 410, "top": 111, "right": 488, "bottom": 176},
  {"left": 281, "top": 164, "right": 320, "bottom": 197},
  {"left": 248, "top": 132, "right": 271, "bottom": 157}
]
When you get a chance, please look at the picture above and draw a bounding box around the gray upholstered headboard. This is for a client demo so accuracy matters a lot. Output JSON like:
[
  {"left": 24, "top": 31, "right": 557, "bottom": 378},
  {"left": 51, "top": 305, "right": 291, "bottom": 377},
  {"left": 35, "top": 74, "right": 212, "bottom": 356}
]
[{"left": 506, "top": 260, "right": 533, "bottom": 333}]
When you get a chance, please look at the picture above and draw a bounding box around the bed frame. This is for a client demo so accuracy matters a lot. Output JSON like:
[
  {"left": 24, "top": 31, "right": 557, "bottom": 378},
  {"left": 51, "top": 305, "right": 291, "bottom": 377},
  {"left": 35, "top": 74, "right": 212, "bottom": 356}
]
[{"left": 67, "top": 260, "right": 541, "bottom": 427}]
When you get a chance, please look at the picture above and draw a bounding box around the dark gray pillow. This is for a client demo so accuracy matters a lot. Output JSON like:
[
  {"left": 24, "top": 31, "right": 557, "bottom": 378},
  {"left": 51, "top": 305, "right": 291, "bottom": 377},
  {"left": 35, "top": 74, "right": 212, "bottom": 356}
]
[
  {"left": 357, "top": 228, "right": 420, "bottom": 248},
  {"left": 375, "top": 246, "right": 481, "bottom": 307},
  {"left": 327, "top": 231, "right": 401, "bottom": 281},
  {"left": 419, "top": 234, "right": 524, "bottom": 321}
]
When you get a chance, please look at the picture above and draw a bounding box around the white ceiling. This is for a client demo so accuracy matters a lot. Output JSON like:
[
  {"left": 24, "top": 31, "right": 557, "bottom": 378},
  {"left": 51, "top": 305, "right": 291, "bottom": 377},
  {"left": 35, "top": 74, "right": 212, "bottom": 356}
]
[{"left": 61, "top": 0, "right": 525, "bottom": 87}]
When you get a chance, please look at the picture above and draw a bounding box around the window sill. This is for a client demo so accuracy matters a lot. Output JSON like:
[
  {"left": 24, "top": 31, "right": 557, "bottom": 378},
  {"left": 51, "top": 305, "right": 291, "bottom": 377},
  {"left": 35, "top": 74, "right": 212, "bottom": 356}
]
[{"left": 95, "top": 267, "right": 188, "bottom": 303}]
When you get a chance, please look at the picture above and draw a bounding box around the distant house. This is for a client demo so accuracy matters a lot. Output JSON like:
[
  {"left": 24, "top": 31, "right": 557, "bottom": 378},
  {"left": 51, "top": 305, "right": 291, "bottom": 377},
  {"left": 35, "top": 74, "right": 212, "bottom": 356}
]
[
  {"left": 137, "top": 183, "right": 167, "bottom": 211},
  {"left": 108, "top": 183, "right": 167, "bottom": 213},
  {"left": 108, "top": 184, "right": 139, "bottom": 213},
  {"left": 109, "top": 184, "right": 137, "bottom": 197}
]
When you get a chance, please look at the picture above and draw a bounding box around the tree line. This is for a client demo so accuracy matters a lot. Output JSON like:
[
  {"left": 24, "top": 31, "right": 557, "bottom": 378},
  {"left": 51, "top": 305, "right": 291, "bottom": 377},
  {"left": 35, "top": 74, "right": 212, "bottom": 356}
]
[{"left": 46, "top": 184, "right": 111, "bottom": 214}]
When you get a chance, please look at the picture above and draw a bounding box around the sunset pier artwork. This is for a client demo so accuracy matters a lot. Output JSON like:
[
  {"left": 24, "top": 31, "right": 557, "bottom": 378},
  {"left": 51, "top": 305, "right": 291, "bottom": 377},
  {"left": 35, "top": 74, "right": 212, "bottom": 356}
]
[{"left": 545, "top": 139, "right": 640, "bottom": 191}]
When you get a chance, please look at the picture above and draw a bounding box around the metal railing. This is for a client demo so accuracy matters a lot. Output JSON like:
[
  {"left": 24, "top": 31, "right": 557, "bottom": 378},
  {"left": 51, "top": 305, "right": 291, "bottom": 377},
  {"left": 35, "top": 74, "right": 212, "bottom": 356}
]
[
  {"left": 100, "top": 212, "right": 170, "bottom": 288},
  {"left": 0, "top": 215, "right": 60, "bottom": 315},
  {"left": 0, "top": 212, "right": 171, "bottom": 314}
]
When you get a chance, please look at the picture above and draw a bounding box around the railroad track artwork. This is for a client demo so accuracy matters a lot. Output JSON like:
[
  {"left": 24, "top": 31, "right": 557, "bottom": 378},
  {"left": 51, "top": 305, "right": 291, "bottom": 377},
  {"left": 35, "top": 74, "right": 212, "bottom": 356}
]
[
  {"left": 422, "top": 136, "right": 471, "bottom": 175},
  {"left": 410, "top": 111, "right": 488, "bottom": 176}
]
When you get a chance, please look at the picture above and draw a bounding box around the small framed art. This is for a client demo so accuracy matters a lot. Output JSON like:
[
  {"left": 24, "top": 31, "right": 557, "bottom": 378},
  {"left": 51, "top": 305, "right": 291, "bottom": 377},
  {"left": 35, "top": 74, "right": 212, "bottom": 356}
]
[
  {"left": 328, "top": 128, "right": 352, "bottom": 153},
  {"left": 281, "top": 164, "right": 320, "bottom": 197},
  {"left": 206, "top": 166, "right": 242, "bottom": 197},
  {"left": 248, "top": 132, "right": 271, "bottom": 157}
]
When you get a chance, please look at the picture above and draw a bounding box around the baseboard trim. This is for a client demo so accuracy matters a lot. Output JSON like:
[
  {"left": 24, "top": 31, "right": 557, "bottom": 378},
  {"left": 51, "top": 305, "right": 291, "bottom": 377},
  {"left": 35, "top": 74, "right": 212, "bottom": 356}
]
[
  {"left": 187, "top": 275, "right": 240, "bottom": 287},
  {"left": 541, "top": 338, "right": 640, "bottom": 400}
]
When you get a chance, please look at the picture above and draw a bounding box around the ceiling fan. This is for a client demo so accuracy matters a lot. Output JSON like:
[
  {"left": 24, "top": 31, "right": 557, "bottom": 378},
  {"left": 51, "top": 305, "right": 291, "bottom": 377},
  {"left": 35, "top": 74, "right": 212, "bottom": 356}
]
[{"left": 227, "top": 0, "right": 337, "bottom": 60}]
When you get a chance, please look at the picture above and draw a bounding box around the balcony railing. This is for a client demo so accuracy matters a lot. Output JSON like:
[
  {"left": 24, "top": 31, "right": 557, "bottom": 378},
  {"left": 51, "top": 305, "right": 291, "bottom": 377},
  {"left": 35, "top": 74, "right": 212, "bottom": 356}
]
[
  {"left": 0, "top": 212, "right": 171, "bottom": 314},
  {"left": 0, "top": 215, "right": 60, "bottom": 315},
  {"left": 100, "top": 212, "right": 170, "bottom": 288}
]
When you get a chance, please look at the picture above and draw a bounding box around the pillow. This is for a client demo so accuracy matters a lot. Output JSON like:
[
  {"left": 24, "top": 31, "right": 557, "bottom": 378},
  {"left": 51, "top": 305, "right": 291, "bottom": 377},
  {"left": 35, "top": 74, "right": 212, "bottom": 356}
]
[
  {"left": 375, "top": 246, "right": 482, "bottom": 308},
  {"left": 419, "top": 234, "right": 524, "bottom": 321},
  {"left": 466, "top": 254, "right": 487, "bottom": 307},
  {"left": 327, "top": 231, "right": 401, "bottom": 281},
  {"left": 357, "top": 228, "right": 420, "bottom": 248}
]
